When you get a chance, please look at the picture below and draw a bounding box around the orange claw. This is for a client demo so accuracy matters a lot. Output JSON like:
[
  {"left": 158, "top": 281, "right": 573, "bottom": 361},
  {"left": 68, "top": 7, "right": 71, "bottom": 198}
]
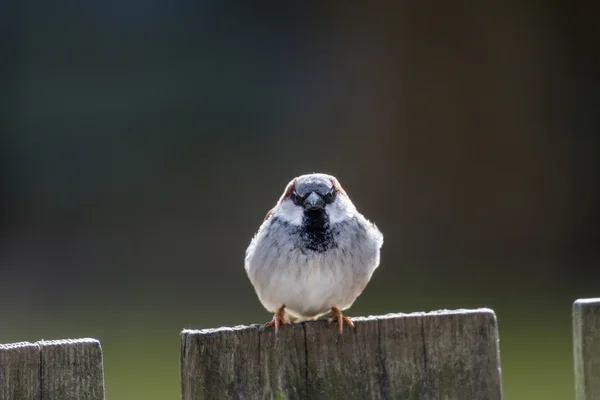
[
  {"left": 328, "top": 307, "right": 354, "bottom": 334},
  {"left": 264, "top": 305, "right": 292, "bottom": 338}
]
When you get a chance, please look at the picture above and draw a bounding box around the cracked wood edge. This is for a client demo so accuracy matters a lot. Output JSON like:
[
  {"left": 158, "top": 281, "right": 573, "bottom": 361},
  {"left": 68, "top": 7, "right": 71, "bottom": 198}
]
[{"left": 181, "top": 309, "right": 502, "bottom": 400}]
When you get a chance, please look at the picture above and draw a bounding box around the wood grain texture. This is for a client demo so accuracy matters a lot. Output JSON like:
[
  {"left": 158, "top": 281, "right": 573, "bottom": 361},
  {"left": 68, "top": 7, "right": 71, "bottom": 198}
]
[
  {"left": 574, "top": 298, "right": 600, "bottom": 400},
  {"left": 181, "top": 309, "right": 502, "bottom": 400},
  {"left": 0, "top": 338, "right": 104, "bottom": 400},
  {"left": 39, "top": 338, "right": 105, "bottom": 400},
  {"left": 0, "top": 342, "right": 40, "bottom": 400}
]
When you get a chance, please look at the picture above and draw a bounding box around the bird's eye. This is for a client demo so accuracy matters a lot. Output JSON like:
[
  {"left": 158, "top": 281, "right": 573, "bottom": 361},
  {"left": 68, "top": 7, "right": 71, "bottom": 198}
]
[
  {"left": 323, "top": 189, "right": 335, "bottom": 203},
  {"left": 292, "top": 191, "right": 303, "bottom": 204}
]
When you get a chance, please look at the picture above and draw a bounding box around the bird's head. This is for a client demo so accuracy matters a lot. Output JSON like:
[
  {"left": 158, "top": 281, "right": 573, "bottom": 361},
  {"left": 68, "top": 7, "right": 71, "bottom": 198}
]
[{"left": 270, "top": 173, "right": 356, "bottom": 226}]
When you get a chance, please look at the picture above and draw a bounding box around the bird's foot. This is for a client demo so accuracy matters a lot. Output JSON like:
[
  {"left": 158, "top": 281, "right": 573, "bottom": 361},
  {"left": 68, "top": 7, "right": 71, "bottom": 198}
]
[
  {"left": 264, "top": 305, "right": 292, "bottom": 338},
  {"left": 328, "top": 307, "right": 354, "bottom": 335}
]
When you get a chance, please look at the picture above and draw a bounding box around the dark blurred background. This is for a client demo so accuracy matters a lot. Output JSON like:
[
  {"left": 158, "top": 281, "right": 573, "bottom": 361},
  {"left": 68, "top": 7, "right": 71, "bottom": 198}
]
[{"left": 1, "top": 2, "right": 598, "bottom": 399}]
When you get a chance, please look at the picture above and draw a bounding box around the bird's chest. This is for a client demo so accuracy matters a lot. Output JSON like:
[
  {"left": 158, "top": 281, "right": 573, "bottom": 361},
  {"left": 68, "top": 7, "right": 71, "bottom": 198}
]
[
  {"left": 286, "top": 231, "right": 354, "bottom": 289},
  {"left": 296, "top": 226, "right": 336, "bottom": 253},
  {"left": 294, "top": 211, "right": 338, "bottom": 253}
]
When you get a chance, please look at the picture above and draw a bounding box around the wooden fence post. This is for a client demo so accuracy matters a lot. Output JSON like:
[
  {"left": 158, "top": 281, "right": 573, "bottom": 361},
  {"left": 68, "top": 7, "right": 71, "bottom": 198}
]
[
  {"left": 574, "top": 298, "right": 600, "bottom": 400},
  {"left": 0, "top": 342, "right": 40, "bottom": 400},
  {"left": 181, "top": 309, "right": 502, "bottom": 400},
  {"left": 0, "top": 338, "right": 105, "bottom": 400}
]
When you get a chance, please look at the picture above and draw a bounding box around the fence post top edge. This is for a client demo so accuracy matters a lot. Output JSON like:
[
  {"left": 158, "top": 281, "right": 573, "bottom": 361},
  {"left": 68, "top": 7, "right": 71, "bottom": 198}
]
[
  {"left": 181, "top": 307, "right": 498, "bottom": 335},
  {"left": 573, "top": 298, "right": 600, "bottom": 308}
]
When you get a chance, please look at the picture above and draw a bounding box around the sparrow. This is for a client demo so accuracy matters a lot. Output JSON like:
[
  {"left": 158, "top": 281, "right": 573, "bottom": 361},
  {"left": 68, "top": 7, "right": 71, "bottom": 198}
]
[{"left": 244, "top": 173, "right": 383, "bottom": 336}]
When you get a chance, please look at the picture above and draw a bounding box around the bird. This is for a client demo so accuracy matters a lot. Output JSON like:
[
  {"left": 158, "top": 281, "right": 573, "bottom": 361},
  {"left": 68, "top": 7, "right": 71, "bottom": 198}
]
[{"left": 244, "top": 173, "right": 383, "bottom": 336}]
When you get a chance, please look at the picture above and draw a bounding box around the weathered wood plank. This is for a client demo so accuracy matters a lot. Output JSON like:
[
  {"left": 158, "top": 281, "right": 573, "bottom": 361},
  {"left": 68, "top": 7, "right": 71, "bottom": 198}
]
[
  {"left": 258, "top": 323, "right": 307, "bottom": 399},
  {"left": 574, "top": 298, "right": 600, "bottom": 400},
  {"left": 181, "top": 326, "right": 262, "bottom": 400},
  {"left": 181, "top": 309, "right": 502, "bottom": 400},
  {"left": 0, "top": 342, "right": 41, "bottom": 400},
  {"left": 419, "top": 310, "right": 501, "bottom": 399},
  {"left": 181, "top": 324, "right": 307, "bottom": 400},
  {"left": 38, "top": 338, "right": 105, "bottom": 400}
]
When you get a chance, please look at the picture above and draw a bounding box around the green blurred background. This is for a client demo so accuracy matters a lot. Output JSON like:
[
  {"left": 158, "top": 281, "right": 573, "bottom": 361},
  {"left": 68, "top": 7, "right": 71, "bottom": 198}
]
[{"left": 1, "top": 2, "right": 598, "bottom": 399}]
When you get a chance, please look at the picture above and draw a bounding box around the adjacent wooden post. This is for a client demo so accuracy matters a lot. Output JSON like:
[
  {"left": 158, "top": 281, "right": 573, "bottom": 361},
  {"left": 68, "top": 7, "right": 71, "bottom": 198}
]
[
  {"left": 181, "top": 309, "right": 502, "bottom": 400},
  {"left": 0, "top": 338, "right": 105, "bottom": 400},
  {"left": 574, "top": 298, "right": 600, "bottom": 400}
]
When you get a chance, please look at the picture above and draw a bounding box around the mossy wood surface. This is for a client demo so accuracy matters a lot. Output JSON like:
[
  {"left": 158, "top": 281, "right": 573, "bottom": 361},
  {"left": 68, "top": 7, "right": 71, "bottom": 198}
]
[{"left": 181, "top": 309, "right": 502, "bottom": 400}]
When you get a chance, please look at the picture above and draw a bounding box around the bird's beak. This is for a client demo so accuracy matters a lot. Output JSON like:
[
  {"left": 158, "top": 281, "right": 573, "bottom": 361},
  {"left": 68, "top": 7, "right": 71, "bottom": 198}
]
[{"left": 304, "top": 192, "right": 324, "bottom": 211}]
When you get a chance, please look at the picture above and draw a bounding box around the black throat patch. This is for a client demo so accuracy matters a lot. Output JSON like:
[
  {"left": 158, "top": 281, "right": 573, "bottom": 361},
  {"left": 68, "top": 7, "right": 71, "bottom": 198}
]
[{"left": 300, "top": 209, "right": 335, "bottom": 252}]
